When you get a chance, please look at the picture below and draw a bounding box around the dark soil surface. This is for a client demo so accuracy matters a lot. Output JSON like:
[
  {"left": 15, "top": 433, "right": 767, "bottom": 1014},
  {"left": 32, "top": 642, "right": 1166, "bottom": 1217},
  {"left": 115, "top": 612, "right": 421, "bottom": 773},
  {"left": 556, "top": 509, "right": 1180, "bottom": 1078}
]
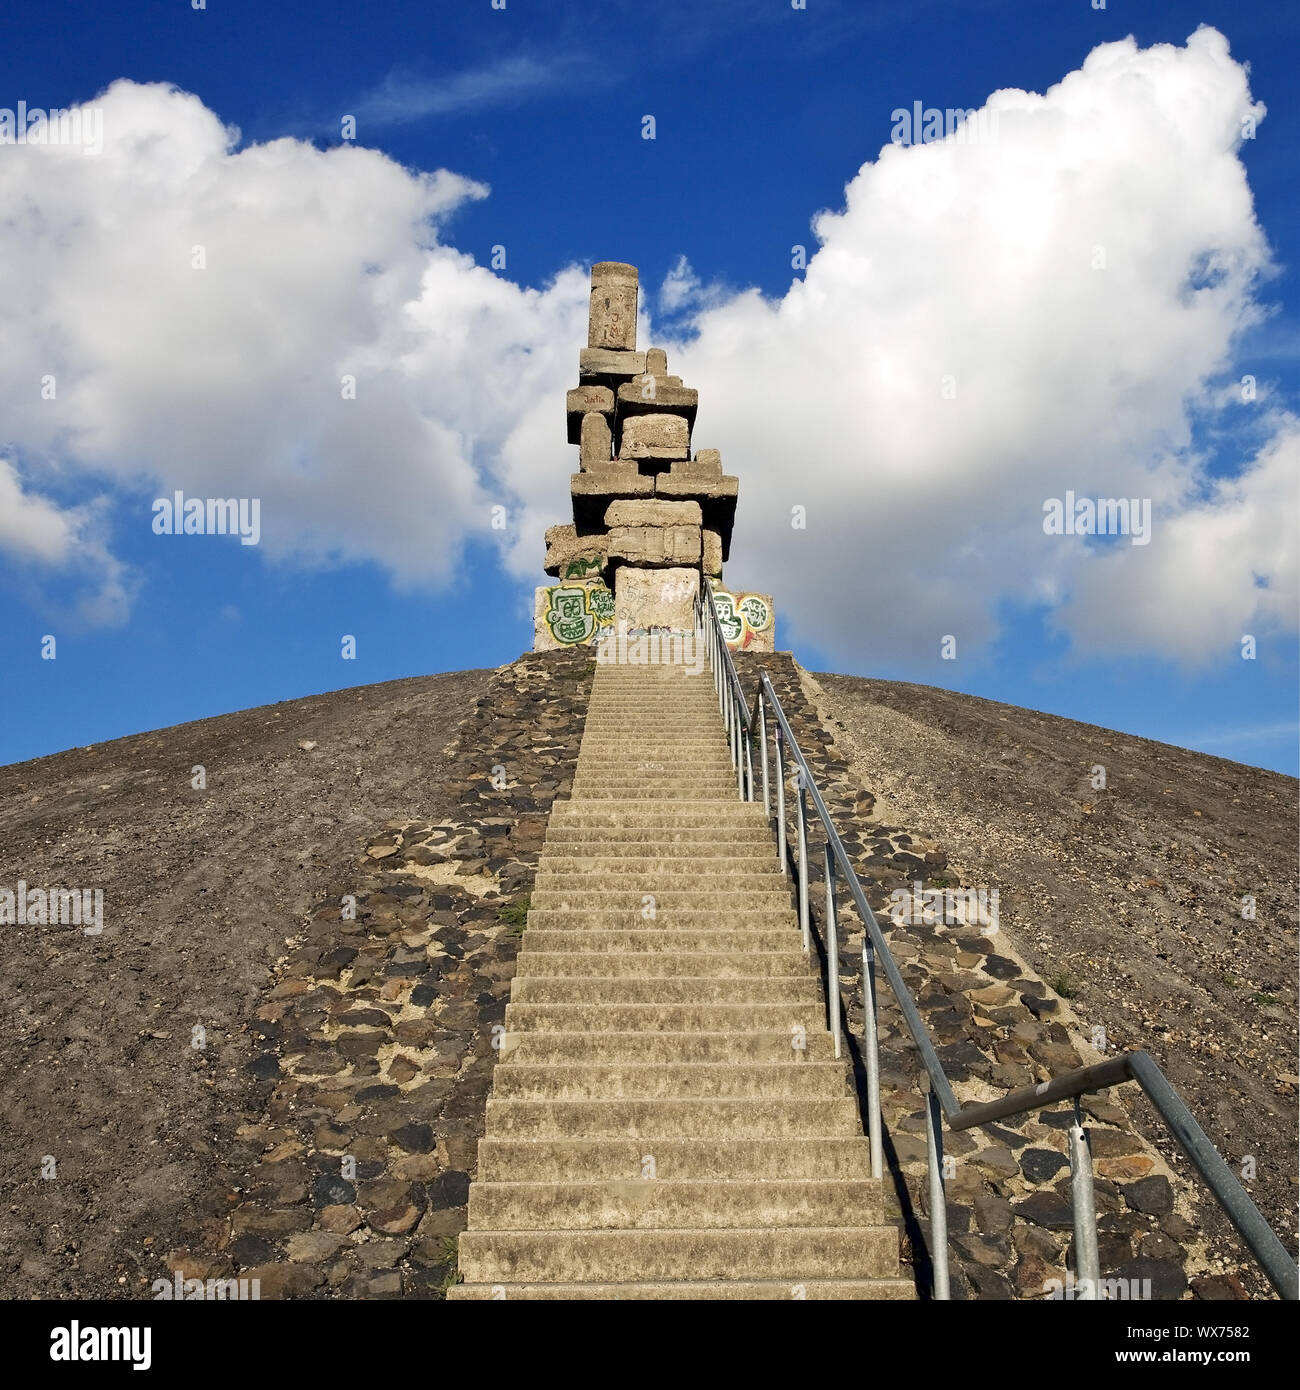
[
  {"left": 0, "top": 669, "right": 491, "bottom": 1299},
  {"left": 812, "top": 673, "right": 1298, "bottom": 1258}
]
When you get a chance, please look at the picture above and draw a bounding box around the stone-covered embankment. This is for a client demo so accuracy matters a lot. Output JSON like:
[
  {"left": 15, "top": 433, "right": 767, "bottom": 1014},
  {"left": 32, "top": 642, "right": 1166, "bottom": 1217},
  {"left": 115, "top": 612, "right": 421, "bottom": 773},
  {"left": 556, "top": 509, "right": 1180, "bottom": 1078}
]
[
  {"left": 734, "top": 653, "right": 1268, "bottom": 1301},
  {"left": 160, "top": 650, "right": 593, "bottom": 1298}
]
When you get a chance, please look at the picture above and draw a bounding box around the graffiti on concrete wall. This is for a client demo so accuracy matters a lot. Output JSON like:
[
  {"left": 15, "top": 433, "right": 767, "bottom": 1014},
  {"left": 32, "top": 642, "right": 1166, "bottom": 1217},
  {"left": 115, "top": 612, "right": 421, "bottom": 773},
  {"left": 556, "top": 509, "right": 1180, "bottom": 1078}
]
[
  {"left": 537, "top": 582, "right": 615, "bottom": 647},
  {"left": 712, "top": 587, "right": 774, "bottom": 651}
]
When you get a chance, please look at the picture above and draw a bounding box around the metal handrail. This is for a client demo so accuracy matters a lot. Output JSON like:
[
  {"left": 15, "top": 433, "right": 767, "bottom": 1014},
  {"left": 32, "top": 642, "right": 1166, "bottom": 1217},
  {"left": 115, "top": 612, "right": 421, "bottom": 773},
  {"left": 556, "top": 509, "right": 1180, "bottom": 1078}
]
[{"left": 693, "top": 587, "right": 1298, "bottom": 1302}]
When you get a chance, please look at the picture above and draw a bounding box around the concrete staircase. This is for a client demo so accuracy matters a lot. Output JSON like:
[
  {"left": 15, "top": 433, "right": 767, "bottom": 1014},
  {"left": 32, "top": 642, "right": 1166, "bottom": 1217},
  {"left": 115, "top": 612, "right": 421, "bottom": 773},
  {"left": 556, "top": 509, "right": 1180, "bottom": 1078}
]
[{"left": 449, "top": 661, "right": 910, "bottom": 1299}]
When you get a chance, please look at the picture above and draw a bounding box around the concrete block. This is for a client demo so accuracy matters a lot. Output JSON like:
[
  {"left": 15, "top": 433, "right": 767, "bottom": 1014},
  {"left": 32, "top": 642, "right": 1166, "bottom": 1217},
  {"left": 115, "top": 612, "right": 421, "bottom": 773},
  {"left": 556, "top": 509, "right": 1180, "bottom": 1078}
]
[
  {"left": 566, "top": 385, "right": 613, "bottom": 444},
  {"left": 606, "top": 525, "right": 702, "bottom": 568},
  {"left": 579, "top": 412, "right": 612, "bottom": 470},
  {"left": 614, "top": 565, "right": 699, "bottom": 631},
  {"left": 703, "top": 529, "right": 723, "bottom": 577},
  {"left": 655, "top": 472, "right": 738, "bottom": 502},
  {"left": 616, "top": 379, "right": 697, "bottom": 430},
  {"left": 580, "top": 348, "right": 646, "bottom": 380},
  {"left": 543, "top": 524, "right": 607, "bottom": 580},
  {"left": 604, "top": 499, "right": 702, "bottom": 529},
  {"left": 589, "top": 262, "right": 638, "bottom": 351},
  {"left": 619, "top": 413, "right": 691, "bottom": 462}
]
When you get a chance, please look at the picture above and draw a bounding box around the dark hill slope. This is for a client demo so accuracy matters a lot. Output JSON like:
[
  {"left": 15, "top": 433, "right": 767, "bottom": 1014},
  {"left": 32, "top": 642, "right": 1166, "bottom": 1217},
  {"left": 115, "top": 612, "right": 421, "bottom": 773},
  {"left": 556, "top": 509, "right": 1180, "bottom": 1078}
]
[{"left": 0, "top": 668, "right": 490, "bottom": 1298}]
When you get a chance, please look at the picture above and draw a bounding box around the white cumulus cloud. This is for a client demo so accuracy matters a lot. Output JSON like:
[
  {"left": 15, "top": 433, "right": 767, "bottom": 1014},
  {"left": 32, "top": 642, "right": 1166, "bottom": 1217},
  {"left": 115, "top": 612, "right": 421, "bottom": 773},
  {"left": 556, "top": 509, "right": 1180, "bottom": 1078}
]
[
  {"left": 0, "top": 29, "right": 1294, "bottom": 673},
  {"left": 665, "top": 26, "right": 1293, "bottom": 667}
]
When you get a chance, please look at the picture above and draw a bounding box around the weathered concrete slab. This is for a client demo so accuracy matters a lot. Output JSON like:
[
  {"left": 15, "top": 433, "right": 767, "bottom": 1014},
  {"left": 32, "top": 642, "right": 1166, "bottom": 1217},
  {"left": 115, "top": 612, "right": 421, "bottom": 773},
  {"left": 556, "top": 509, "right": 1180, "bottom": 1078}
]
[
  {"left": 655, "top": 473, "right": 738, "bottom": 502},
  {"left": 544, "top": 524, "right": 608, "bottom": 580},
  {"left": 619, "top": 413, "right": 691, "bottom": 462},
  {"left": 703, "top": 529, "right": 723, "bottom": 579},
  {"left": 606, "top": 525, "right": 703, "bottom": 568},
  {"left": 616, "top": 379, "right": 698, "bottom": 429},
  {"left": 589, "top": 262, "right": 638, "bottom": 351},
  {"left": 580, "top": 348, "right": 647, "bottom": 380},
  {"left": 614, "top": 566, "right": 699, "bottom": 631},
  {"left": 604, "top": 499, "right": 703, "bottom": 529},
  {"left": 666, "top": 451, "right": 724, "bottom": 482},
  {"left": 579, "top": 412, "right": 613, "bottom": 470}
]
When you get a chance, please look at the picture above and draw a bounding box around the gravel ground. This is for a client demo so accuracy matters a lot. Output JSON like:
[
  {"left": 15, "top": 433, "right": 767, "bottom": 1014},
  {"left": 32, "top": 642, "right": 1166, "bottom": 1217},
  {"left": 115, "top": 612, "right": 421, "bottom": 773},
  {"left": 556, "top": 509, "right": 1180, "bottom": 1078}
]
[
  {"left": 0, "top": 668, "right": 491, "bottom": 1299},
  {"left": 809, "top": 673, "right": 1298, "bottom": 1262}
]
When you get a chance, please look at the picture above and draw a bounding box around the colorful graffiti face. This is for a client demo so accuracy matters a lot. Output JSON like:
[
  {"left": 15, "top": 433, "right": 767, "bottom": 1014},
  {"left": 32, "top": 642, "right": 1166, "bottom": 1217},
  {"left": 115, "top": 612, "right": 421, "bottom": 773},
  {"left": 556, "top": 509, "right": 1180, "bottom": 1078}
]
[
  {"left": 712, "top": 588, "right": 774, "bottom": 650},
  {"left": 737, "top": 595, "right": 772, "bottom": 634},
  {"left": 543, "top": 583, "right": 614, "bottom": 645},
  {"left": 713, "top": 592, "right": 744, "bottom": 645}
]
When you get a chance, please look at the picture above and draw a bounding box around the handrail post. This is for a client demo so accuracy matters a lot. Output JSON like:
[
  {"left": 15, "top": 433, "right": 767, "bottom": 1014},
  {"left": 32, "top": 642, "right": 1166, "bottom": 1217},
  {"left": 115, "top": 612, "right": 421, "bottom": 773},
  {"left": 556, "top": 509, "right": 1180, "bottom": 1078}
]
[
  {"left": 824, "top": 843, "right": 841, "bottom": 1060},
  {"left": 716, "top": 626, "right": 725, "bottom": 714},
  {"left": 925, "top": 1083, "right": 950, "bottom": 1300},
  {"left": 797, "top": 782, "right": 810, "bottom": 953},
  {"left": 758, "top": 698, "right": 770, "bottom": 816},
  {"left": 743, "top": 717, "right": 754, "bottom": 802},
  {"left": 1069, "top": 1099, "right": 1101, "bottom": 1300},
  {"left": 774, "top": 727, "right": 787, "bottom": 878},
  {"left": 863, "top": 938, "right": 883, "bottom": 1180}
]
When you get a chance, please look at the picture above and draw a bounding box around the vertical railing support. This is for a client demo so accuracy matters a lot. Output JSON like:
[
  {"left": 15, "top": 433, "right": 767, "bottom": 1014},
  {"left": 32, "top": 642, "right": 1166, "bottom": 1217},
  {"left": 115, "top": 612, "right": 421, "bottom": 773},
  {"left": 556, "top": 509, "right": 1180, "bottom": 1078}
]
[
  {"left": 743, "top": 717, "right": 754, "bottom": 802},
  {"left": 863, "top": 938, "right": 883, "bottom": 1180},
  {"left": 758, "top": 698, "right": 770, "bottom": 817},
  {"left": 925, "top": 1084, "right": 950, "bottom": 1301},
  {"left": 824, "top": 844, "right": 841, "bottom": 1060},
  {"left": 797, "top": 782, "right": 810, "bottom": 953},
  {"left": 1069, "top": 1100, "right": 1101, "bottom": 1300},
  {"left": 774, "top": 728, "right": 787, "bottom": 878}
]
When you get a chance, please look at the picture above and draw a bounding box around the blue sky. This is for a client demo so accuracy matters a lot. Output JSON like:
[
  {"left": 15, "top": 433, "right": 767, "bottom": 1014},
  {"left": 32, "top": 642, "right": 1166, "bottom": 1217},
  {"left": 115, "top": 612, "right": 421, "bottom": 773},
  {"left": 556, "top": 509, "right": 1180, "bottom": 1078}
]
[{"left": 1, "top": 0, "right": 1297, "bottom": 774}]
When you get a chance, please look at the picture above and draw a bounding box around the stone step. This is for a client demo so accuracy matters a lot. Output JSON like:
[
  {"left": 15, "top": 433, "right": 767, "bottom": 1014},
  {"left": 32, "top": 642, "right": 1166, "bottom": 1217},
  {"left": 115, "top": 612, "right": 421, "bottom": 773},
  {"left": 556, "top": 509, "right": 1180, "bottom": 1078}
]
[
  {"left": 548, "top": 803, "right": 768, "bottom": 823},
  {"left": 466, "top": 1178, "right": 879, "bottom": 1229},
  {"left": 525, "top": 906, "right": 792, "bottom": 924},
  {"left": 566, "top": 788, "right": 743, "bottom": 801},
  {"left": 568, "top": 787, "right": 743, "bottom": 799},
  {"left": 581, "top": 713, "right": 722, "bottom": 721},
  {"left": 514, "top": 951, "right": 808, "bottom": 978},
  {"left": 543, "top": 838, "right": 775, "bottom": 855},
  {"left": 523, "top": 928, "right": 801, "bottom": 951},
  {"left": 482, "top": 1097, "right": 858, "bottom": 1141},
  {"left": 509, "top": 977, "right": 820, "bottom": 1005},
  {"left": 474, "top": 1134, "right": 870, "bottom": 1181},
  {"left": 545, "top": 816, "right": 765, "bottom": 832},
  {"left": 490, "top": 1062, "right": 848, "bottom": 1100},
  {"left": 504, "top": 1003, "right": 830, "bottom": 1032},
  {"left": 449, "top": 1278, "right": 914, "bottom": 1300},
  {"left": 580, "top": 734, "right": 726, "bottom": 742},
  {"left": 584, "top": 704, "right": 720, "bottom": 713},
  {"left": 529, "top": 890, "right": 792, "bottom": 910},
  {"left": 575, "top": 761, "right": 736, "bottom": 773},
  {"left": 534, "top": 864, "right": 786, "bottom": 884},
  {"left": 577, "top": 739, "right": 727, "bottom": 749},
  {"left": 570, "top": 778, "right": 739, "bottom": 789},
  {"left": 456, "top": 1226, "right": 899, "bottom": 1283},
  {"left": 498, "top": 1031, "right": 838, "bottom": 1065}
]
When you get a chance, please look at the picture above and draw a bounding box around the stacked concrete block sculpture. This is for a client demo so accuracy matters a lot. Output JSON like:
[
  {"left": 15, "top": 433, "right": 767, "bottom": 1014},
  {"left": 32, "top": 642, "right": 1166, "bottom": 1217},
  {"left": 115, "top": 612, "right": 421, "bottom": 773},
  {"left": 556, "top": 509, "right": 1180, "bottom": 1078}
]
[{"left": 534, "top": 262, "right": 774, "bottom": 652}]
